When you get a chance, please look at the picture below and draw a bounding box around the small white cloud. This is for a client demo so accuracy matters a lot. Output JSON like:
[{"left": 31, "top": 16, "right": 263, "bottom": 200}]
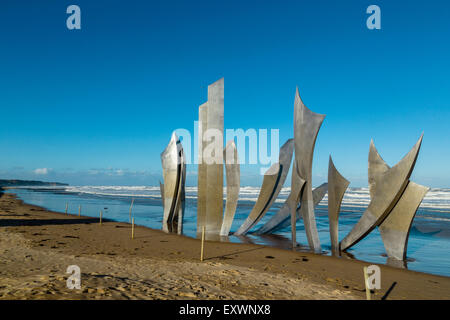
[{"left": 34, "top": 168, "right": 50, "bottom": 175}]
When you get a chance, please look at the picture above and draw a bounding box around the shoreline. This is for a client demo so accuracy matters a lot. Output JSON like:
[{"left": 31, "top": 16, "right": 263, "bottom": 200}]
[{"left": 1, "top": 191, "right": 449, "bottom": 299}]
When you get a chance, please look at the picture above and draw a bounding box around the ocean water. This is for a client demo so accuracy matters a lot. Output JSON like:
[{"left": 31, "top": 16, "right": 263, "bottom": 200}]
[{"left": 5, "top": 186, "right": 450, "bottom": 277}]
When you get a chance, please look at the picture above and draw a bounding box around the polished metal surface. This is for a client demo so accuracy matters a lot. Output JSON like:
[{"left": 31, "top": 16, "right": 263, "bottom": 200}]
[
  {"left": 340, "top": 134, "right": 423, "bottom": 251},
  {"left": 255, "top": 182, "right": 328, "bottom": 234},
  {"left": 288, "top": 161, "right": 305, "bottom": 248},
  {"left": 176, "top": 146, "right": 186, "bottom": 235},
  {"left": 368, "top": 141, "right": 429, "bottom": 261},
  {"left": 234, "top": 163, "right": 280, "bottom": 235},
  {"left": 379, "top": 181, "right": 429, "bottom": 260},
  {"left": 197, "top": 102, "right": 208, "bottom": 234},
  {"left": 327, "top": 156, "right": 350, "bottom": 252},
  {"left": 160, "top": 132, "right": 186, "bottom": 234},
  {"left": 234, "top": 139, "right": 294, "bottom": 235},
  {"left": 367, "top": 139, "right": 390, "bottom": 200},
  {"left": 220, "top": 140, "right": 240, "bottom": 236},
  {"left": 204, "top": 78, "right": 224, "bottom": 236},
  {"left": 235, "top": 139, "right": 294, "bottom": 235},
  {"left": 274, "top": 183, "right": 327, "bottom": 233},
  {"left": 159, "top": 181, "right": 164, "bottom": 210},
  {"left": 294, "top": 88, "right": 325, "bottom": 253}
]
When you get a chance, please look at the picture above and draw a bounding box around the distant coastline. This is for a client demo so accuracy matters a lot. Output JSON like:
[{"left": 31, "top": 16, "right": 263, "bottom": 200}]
[{"left": 0, "top": 179, "right": 68, "bottom": 187}]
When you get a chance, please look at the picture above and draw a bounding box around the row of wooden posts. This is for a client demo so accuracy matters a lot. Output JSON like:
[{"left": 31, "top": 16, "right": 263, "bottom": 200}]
[
  {"left": 64, "top": 198, "right": 207, "bottom": 260},
  {"left": 63, "top": 200, "right": 373, "bottom": 299},
  {"left": 64, "top": 199, "right": 135, "bottom": 240}
]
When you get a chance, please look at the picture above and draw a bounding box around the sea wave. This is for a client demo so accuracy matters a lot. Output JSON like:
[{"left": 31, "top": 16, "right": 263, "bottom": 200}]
[{"left": 22, "top": 185, "right": 448, "bottom": 211}]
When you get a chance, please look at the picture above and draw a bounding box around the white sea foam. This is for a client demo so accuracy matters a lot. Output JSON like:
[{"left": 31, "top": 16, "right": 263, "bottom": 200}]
[{"left": 58, "top": 186, "right": 450, "bottom": 211}]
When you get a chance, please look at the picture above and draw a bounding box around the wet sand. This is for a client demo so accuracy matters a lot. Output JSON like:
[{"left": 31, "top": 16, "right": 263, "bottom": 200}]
[{"left": 0, "top": 191, "right": 449, "bottom": 300}]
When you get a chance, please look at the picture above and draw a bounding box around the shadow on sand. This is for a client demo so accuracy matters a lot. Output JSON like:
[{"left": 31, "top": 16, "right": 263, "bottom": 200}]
[{"left": 0, "top": 217, "right": 106, "bottom": 228}]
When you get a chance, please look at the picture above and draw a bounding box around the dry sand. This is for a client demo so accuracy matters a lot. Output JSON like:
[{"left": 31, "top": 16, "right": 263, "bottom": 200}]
[{"left": 0, "top": 191, "right": 449, "bottom": 300}]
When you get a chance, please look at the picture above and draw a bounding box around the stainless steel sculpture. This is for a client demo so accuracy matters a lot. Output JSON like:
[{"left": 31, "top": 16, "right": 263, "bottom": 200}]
[
  {"left": 234, "top": 163, "right": 280, "bottom": 236},
  {"left": 234, "top": 139, "right": 294, "bottom": 235},
  {"left": 294, "top": 88, "right": 325, "bottom": 253},
  {"left": 288, "top": 162, "right": 305, "bottom": 249},
  {"left": 220, "top": 140, "right": 240, "bottom": 237},
  {"left": 340, "top": 135, "right": 424, "bottom": 251},
  {"left": 159, "top": 181, "right": 164, "bottom": 210},
  {"left": 368, "top": 140, "right": 429, "bottom": 261},
  {"left": 197, "top": 102, "right": 208, "bottom": 235},
  {"left": 205, "top": 78, "right": 224, "bottom": 236},
  {"left": 197, "top": 78, "right": 225, "bottom": 238},
  {"left": 160, "top": 132, "right": 186, "bottom": 234},
  {"left": 327, "top": 156, "right": 350, "bottom": 253},
  {"left": 379, "top": 181, "right": 429, "bottom": 260},
  {"left": 255, "top": 183, "right": 328, "bottom": 234}
]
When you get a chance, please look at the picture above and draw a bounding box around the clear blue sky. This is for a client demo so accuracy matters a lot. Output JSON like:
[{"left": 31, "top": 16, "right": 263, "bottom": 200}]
[{"left": 0, "top": 0, "right": 449, "bottom": 187}]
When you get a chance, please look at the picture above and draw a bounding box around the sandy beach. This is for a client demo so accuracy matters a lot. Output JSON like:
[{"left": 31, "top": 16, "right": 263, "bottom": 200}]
[{"left": 0, "top": 190, "right": 449, "bottom": 300}]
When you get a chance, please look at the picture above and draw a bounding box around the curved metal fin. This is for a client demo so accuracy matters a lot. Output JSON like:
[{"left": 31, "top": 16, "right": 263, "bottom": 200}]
[
  {"left": 159, "top": 181, "right": 165, "bottom": 210},
  {"left": 160, "top": 133, "right": 179, "bottom": 232},
  {"left": 234, "top": 139, "right": 294, "bottom": 235},
  {"left": 160, "top": 133, "right": 186, "bottom": 234},
  {"left": 328, "top": 156, "right": 350, "bottom": 252},
  {"left": 311, "top": 183, "right": 329, "bottom": 207},
  {"left": 255, "top": 182, "right": 327, "bottom": 234},
  {"left": 368, "top": 139, "right": 390, "bottom": 199},
  {"left": 340, "top": 134, "right": 424, "bottom": 251},
  {"left": 234, "top": 163, "right": 280, "bottom": 235},
  {"left": 378, "top": 182, "right": 429, "bottom": 261},
  {"left": 294, "top": 87, "right": 326, "bottom": 253},
  {"left": 175, "top": 145, "right": 186, "bottom": 235},
  {"left": 220, "top": 140, "right": 240, "bottom": 236}
]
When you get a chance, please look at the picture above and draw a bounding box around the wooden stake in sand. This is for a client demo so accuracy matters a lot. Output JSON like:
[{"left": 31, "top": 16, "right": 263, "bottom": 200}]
[
  {"left": 200, "top": 226, "right": 205, "bottom": 262},
  {"left": 78, "top": 205, "right": 81, "bottom": 217},
  {"left": 99, "top": 210, "right": 103, "bottom": 225},
  {"left": 129, "top": 198, "right": 134, "bottom": 223},
  {"left": 131, "top": 217, "right": 135, "bottom": 239},
  {"left": 65, "top": 203, "right": 68, "bottom": 215},
  {"left": 363, "top": 266, "right": 371, "bottom": 300}
]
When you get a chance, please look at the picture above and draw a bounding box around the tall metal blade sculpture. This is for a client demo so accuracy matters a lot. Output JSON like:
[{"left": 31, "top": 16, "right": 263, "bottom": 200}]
[
  {"left": 294, "top": 88, "right": 325, "bottom": 253},
  {"left": 159, "top": 181, "right": 165, "bottom": 210},
  {"left": 197, "top": 102, "right": 208, "bottom": 235},
  {"left": 288, "top": 162, "right": 305, "bottom": 249},
  {"left": 160, "top": 132, "right": 186, "bottom": 234},
  {"left": 368, "top": 140, "right": 429, "bottom": 261},
  {"left": 197, "top": 78, "right": 225, "bottom": 239},
  {"left": 177, "top": 148, "right": 186, "bottom": 235},
  {"left": 379, "top": 182, "right": 429, "bottom": 261},
  {"left": 255, "top": 182, "right": 328, "bottom": 234},
  {"left": 234, "top": 163, "right": 280, "bottom": 236},
  {"left": 327, "top": 156, "right": 350, "bottom": 253},
  {"left": 340, "top": 134, "right": 424, "bottom": 251},
  {"left": 220, "top": 140, "right": 240, "bottom": 237},
  {"left": 234, "top": 139, "right": 294, "bottom": 235}
]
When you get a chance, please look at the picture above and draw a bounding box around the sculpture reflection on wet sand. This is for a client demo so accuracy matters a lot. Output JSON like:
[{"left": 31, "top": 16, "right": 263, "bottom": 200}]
[
  {"left": 160, "top": 132, "right": 186, "bottom": 234},
  {"left": 159, "top": 77, "right": 430, "bottom": 268}
]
